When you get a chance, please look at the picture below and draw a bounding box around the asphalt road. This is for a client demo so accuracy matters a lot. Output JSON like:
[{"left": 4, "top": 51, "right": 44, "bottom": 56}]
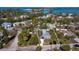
[
  {"left": 17, "top": 43, "right": 79, "bottom": 51},
  {"left": 0, "top": 30, "right": 22, "bottom": 51}
]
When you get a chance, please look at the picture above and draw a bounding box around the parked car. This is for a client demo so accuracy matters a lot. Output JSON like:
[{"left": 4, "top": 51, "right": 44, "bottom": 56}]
[{"left": 73, "top": 44, "right": 79, "bottom": 47}]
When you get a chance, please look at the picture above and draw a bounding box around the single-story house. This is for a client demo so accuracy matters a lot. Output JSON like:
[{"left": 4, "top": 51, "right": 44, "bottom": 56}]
[
  {"left": 74, "top": 38, "right": 79, "bottom": 43},
  {"left": 13, "top": 21, "right": 27, "bottom": 27},
  {"left": 64, "top": 31, "right": 75, "bottom": 36},
  {"left": 1, "top": 22, "right": 13, "bottom": 30}
]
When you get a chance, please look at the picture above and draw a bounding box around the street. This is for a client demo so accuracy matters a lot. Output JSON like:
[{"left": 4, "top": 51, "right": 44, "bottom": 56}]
[{"left": 0, "top": 30, "right": 22, "bottom": 51}]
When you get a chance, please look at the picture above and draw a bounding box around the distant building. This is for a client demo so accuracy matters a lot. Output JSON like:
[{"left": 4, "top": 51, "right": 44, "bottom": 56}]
[
  {"left": 57, "top": 16, "right": 63, "bottom": 20},
  {"left": 66, "top": 13, "right": 74, "bottom": 19},
  {"left": 1, "top": 22, "right": 13, "bottom": 30},
  {"left": 64, "top": 31, "right": 75, "bottom": 36},
  {"left": 38, "top": 16, "right": 47, "bottom": 19},
  {"left": 38, "top": 14, "right": 52, "bottom": 19},
  {"left": 14, "top": 16, "right": 19, "bottom": 20},
  {"left": 46, "top": 14, "right": 52, "bottom": 17},
  {"left": 13, "top": 21, "right": 27, "bottom": 27},
  {"left": 47, "top": 23, "right": 56, "bottom": 29},
  {"left": 19, "top": 15, "right": 29, "bottom": 19}
]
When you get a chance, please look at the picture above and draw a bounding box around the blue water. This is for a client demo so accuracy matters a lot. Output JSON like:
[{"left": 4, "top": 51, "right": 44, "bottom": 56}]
[{"left": 0, "top": 7, "right": 79, "bottom": 13}]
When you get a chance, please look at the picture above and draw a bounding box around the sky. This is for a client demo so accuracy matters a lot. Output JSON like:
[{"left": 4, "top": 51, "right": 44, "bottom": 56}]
[{"left": 0, "top": 0, "right": 79, "bottom": 7}]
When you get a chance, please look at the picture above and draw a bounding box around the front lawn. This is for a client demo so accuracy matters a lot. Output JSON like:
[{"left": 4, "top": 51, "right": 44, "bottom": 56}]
[{"left": 18, "top": 27, "right": 40, "bottom": 46}]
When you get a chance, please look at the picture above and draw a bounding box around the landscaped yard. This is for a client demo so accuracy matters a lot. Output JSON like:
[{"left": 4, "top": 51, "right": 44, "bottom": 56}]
[
  {"left": 44, "top": 28, "right": 75, "bottom": 45},
  {"left": 18, "top": 27, "right": 40, "bottom": 47}
]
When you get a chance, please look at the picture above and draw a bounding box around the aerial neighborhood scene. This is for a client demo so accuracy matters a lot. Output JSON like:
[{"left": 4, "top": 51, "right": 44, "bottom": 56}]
[{"left": 0, "top": 7, "right": 79, "bottom": 51}]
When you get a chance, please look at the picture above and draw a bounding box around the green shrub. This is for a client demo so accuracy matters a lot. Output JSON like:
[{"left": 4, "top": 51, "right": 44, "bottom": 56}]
[
  {"left": 18, "top": 39, "right": 27, "bottom": 46},
  {"left": 60, "top": 45, "right": 70, "bottom": 51},
  {"left": 18, "top": 32, "right": 27, "bottom": 46},
  {"left": 72, "top": 47, "right": 79, "bottom": 51},
  {"left": 0, "top": 43, "right": 3, "bottom": 49},
  {"left": 36, "top": 46, "right": 42, "bottom": 51},
  {"left": 28, "top": 35, "right": 39, "bottom": 45}
]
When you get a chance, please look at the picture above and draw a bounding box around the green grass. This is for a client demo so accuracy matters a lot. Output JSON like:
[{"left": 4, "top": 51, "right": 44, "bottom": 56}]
[
  {"left": 72, "top": 47, "right": 79, "bottom": 51},
  {"left": 44, "top": 29, "right": 59, "bottom": 45},
  {"left": 44, "top": 29, "right": 73, "bottom": 45},
  {"left": 44, "top": 39, "right": 50, "bottom": 45},
  {"left": 60, "top": 45, "right": 71, "bottom": 51},
  {"left": 18, "top": 27, "right": 40, "bottom": 46}
]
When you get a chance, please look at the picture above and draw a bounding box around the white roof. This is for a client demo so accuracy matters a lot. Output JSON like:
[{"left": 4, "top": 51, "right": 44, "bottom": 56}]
[
  {"left": 74, "top": 38, "right": 79, "bottom": 42},
  {"left": 1, "top": 22, "right": 12, "bottom": 26}
]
